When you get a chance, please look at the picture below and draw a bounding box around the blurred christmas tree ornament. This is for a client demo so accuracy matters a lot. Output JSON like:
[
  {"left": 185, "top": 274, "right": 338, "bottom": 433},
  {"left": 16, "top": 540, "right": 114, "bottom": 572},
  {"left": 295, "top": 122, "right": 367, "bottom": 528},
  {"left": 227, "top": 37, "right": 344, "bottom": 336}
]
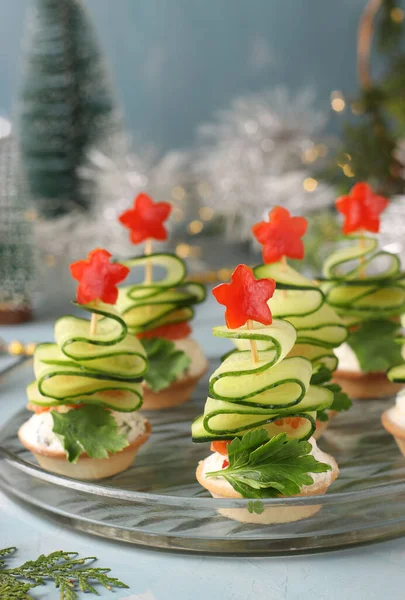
[
  {"left": 321, "top": 0, "right": 405, "bottom": 196},
  {"left": 0, "top": 131, "right": 36, "bottom": 324},
  {"left": 16, "top": 0, "right": 124, "bottom": 218},
  {"left": 193, "top": 87, "right": 335, "bottom": 243}
]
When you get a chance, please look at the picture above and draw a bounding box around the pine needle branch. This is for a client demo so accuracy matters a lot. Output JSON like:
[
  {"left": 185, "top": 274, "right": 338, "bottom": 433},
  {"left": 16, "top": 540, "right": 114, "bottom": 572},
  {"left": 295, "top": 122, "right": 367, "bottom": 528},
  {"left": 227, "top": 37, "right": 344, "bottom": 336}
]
[{"left": 0, "top": 547, "right": 128, "bottom": 600}]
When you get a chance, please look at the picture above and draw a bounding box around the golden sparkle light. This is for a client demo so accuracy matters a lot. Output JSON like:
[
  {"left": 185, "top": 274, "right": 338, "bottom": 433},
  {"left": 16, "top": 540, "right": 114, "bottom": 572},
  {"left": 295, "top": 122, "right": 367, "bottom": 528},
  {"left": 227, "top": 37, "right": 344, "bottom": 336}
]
[
  {"left": 199, "top": 206, "right": 214, "bottom": 221},
  {"left": 330, "top": 91, "right": 345, "bottom": 112},
  {"left": 8, "top": 341, "right": 24, "bottom": 355},
  {"left": 188, "top": 220, "right": 204, "bottom": 235},
  {"left": 303, "top": 177, "right": 318, "bottom": 192},
  {"left": 343, "top": 164, "right": 355, "bottom": 177},
  {"left": 301, "top": 147, "right": 319, "bottom": 164},
  {"left": 391, "top": 7, "right": 404, "bottom": 23}
]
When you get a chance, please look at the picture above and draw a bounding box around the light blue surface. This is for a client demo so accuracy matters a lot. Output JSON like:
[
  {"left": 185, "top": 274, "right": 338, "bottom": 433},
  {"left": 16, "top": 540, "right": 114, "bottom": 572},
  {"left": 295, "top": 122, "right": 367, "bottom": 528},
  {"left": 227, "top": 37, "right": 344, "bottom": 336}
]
[{"left": 1, "top": 301, "right": 405, "bottom": 599}]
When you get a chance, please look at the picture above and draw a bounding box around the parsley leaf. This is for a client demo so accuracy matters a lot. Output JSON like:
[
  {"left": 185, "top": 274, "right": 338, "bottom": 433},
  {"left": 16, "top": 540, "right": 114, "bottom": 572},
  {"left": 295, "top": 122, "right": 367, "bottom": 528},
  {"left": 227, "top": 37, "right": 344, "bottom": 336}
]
[
  {"left": 206, "top": 430, "right": 331, "bottom": 499},
  {"left": 326, "top": 383, "right": 352, "bottom": 412},
  {"left": 316, "top": 409, "right": 329, "bottom": 422},
  {"left": 52, "top": 405, "right": 128, "bottom": 463},
  {"left": 142, "top": 338, "right": 191, "bottom": 392},
  {"left": 310, "top": 365, "right": 333, "bottom": 385},
  {"left": 348, "top": 319, "right": 403, "bottom": 373}
]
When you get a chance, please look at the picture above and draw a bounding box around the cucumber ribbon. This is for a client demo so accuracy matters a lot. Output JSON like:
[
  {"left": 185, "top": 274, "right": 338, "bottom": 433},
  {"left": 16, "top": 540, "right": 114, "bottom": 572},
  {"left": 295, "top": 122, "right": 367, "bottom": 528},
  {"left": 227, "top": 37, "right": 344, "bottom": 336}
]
[
  {"left": 116, "top": 253, "right": 206, "bottom": 334},
  {"left": 192, "top": 319, "right": 334, "bottom": 442},
  {"left": 27, "top": 301, "right": 147, "bottom": 412},
  {"left": 254, "top": 260, "right": 347, "bottom": 375},
  {"left": 321, "top": 236, "right": 405, "bottom": 323}
]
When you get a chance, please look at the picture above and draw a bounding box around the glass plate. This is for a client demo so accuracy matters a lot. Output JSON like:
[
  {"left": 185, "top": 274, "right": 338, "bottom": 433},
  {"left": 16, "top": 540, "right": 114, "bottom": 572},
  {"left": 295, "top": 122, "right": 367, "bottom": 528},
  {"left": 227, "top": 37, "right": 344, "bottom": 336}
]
[{"left": 1, "top": 361, "right": 405, "bottom": 555}]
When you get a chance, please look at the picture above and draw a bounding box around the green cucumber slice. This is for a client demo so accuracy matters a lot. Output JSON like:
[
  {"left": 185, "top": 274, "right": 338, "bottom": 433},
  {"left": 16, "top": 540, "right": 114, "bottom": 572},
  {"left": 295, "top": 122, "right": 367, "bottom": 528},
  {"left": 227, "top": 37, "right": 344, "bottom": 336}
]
[
  {"left": 116, "top": 252, "right": 205, "bottom": 334},
  {"left": 288, "top": 343, "right": 338, "bottom": 372},
  {"left": 254, "top": 261, "right": 317, "bottom": 289},
  {"left": 210, "top": 355, "right": 312, "bottom": 407},
  {"left": 54, "top": 302, "right": 147, "bottom": 378},
  {"left": 192, "top": 412, "right": 316, "bottom": 442},
  {"left": 388, "top": 364, "right": 405, "bottom": 383},
  {"left": 213, "top": 318, "right": 296, "bottom": 359},
  {"left": 323, "top": 237, "right": 377, "bottom": 279},
  {"left": 120, "top": 253, "right": 186, "bottom": 288},
  {"left": 27, "top": 381, "right": 142, "bottom": 412}
]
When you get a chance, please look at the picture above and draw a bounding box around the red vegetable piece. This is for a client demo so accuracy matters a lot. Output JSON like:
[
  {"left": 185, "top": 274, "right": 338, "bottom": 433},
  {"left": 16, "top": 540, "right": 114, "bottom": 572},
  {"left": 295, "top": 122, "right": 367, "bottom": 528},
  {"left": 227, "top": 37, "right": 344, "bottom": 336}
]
[
  {"left": 252, "top": 206, "right": 308, "bottom": 264},
  {"left": 119, "top": 193, "right": 172, "bottom": 244},
  {"left": 336, "top": 182, "right": 389, "bottom": 235},
  {"left": 70, "top": 248, "right": 129, "bottom": 305},
  {"left": 212, "top": 264, "right": 275, "bottom": 329},
  {"left": 211, "top": 440, "right": 232, "bottom": 455}
]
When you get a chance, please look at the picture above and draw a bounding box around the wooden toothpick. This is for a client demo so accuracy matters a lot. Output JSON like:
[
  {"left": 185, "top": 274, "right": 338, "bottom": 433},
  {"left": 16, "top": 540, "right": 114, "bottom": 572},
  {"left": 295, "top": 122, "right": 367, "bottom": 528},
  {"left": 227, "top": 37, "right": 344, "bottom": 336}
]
[
  {"left": 145, "top": 238, "right": 153, "bottom": 285},
  {"left": 247, "top": 319, "right": 259, "bottom": 364}
]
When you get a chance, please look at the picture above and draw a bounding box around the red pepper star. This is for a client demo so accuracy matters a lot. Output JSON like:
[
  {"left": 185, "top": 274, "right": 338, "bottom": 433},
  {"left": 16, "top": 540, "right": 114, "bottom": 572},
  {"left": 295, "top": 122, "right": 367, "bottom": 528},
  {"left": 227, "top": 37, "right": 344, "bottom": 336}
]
[
  {"left": 336, "top": 182, "right": 389, "bottom": 235},
  {"left": 119, "top": 193, "right": 172, "bottom": 244},
  {"left": 70, "top": 248, "right": 130, "bottom": 305},
  {"left": 252, "top": 206, "right": 308, "bottom": 264},
  {"left": 212, "top": 264, "right": 276, "bottom": 329}
]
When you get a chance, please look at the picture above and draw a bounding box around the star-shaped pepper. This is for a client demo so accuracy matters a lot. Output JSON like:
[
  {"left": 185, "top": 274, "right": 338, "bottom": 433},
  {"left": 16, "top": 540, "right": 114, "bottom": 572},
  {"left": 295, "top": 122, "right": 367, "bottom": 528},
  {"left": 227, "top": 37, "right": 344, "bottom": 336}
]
[
  {"left": 212, "top": 264, "right": 276, "bottom": 329},
  {"left": 252, "top": 206, "right": 308, "bottom": 264},
  {"left": 70, "top": 248, "right": 129, "bottom": 305},
  {"left": 119, "top": 193, "right": 172, "bottom": 244},
  {"left": 335, "top": 182, "right": 389, "bottom": 235}
]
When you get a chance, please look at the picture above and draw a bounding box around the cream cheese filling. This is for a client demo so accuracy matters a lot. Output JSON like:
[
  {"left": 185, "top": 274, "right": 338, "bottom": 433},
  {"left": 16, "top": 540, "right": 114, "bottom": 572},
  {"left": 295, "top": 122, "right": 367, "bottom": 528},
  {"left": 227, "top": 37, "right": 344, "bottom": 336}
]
[{"left": 21, "top": 410, "right": 147, "bottom": 454}]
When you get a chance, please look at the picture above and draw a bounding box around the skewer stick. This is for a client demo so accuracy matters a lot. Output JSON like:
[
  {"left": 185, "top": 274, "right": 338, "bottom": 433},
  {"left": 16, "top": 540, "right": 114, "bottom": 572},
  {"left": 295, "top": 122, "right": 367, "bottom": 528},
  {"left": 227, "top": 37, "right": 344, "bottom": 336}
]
[
  {"left": 90, "top": 302, "right": 99, "bottom": 337},
  {"left": 247, "top": 319, "right": 259, "bottom": 364},
  {"left": 359, "top": 231, "right": 366, "bottom": 278},
  {"left": 280, "top": 256, "right": 287, "bottom": 298},
  {"left": 280, "top": 256, "right": 287, "bottom": 272},
  {"left": 145, "top": 238, "right": 153, "bottom": 285}
]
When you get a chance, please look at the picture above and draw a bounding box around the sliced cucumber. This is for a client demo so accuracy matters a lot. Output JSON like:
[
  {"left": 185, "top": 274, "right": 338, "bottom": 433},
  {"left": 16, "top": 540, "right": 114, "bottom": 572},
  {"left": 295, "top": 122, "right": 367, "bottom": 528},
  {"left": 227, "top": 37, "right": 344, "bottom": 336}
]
[
  {"left": 210, "top": 355, "right": 312, "bottom": 407},
  {"left": 54, "top": 302, "right": 147, "bottom": 378},
  {"left": 254, "top": 261, "right": 318, "bottom": 289},
  {"left": 116, "top": 252, "right": 205, "bottom": 334},
  {"left": 192, "top": 412, "right": 316, "bottom": 442},
  {"left": 213, "top": 318, "right": 296, "bottom": 360},
  {"left": 120, "top": 253, "right": 186, "bottom": 288},
  {"left": 27, "top": 381, "right": 142, "bottom": 412},
  {"left": 287, "top": 343, "right": 338, "bottom": 372}
]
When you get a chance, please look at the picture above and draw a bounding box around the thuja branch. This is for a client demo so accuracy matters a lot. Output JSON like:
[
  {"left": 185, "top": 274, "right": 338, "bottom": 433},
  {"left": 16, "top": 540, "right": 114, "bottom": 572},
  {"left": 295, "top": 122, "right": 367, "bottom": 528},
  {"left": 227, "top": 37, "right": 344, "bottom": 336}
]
[{"left": 0, "top": 547, "right": 128, "bottom": 600}]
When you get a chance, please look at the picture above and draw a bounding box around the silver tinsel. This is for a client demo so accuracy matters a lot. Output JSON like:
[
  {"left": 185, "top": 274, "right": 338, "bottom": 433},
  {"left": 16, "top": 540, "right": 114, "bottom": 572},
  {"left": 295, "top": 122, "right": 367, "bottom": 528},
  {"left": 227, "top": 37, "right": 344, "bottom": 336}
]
[
  {"left": 34, "top": 140, "right": 190, "bottom": 307},
  {"left": 35, "top": 142, "right": 189, "bottom": 261},
  {"left": 194, "top": 87, "right": 335, "bottom": 242}
]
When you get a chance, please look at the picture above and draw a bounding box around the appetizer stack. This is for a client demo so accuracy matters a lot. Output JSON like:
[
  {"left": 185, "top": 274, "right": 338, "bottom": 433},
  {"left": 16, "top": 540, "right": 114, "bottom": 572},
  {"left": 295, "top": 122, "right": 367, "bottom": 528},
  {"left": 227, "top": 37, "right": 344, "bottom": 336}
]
[
  {"left": 321, "top": 183, "right": 405, "bottom": 399},
  {"left": 252, "top": 207, "right": 350, "bottom": 438},
  {"left": 193, "top": 264, "right": 338, "bottom": 522},
  {"left": 19, "top": 249, "right": 151, "bottom": 480},
  {"left": 117, "top": 194, "right": 207, "bottom": 409}
]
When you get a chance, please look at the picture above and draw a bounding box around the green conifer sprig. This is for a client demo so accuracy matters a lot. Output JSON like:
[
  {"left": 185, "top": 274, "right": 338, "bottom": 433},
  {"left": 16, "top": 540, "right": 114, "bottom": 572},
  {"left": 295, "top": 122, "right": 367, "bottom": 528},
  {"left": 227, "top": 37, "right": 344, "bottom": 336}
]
[{"left": 0, "top": 547, "right": 128, "bottom": 599}]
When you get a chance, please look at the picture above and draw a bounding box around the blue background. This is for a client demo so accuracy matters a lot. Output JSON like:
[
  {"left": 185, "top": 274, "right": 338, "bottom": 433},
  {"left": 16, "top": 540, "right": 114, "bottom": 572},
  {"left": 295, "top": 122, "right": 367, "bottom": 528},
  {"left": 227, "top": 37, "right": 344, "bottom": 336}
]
[{"left": 0, "top": 0, "right": 383, "bottom": 152}]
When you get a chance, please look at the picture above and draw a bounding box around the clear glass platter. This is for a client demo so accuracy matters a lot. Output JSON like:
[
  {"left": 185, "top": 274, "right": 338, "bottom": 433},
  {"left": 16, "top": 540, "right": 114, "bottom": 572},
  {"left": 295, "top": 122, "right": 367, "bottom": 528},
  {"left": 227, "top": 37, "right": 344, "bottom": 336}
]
[{"left": 1, "top": 360, "right": 405, "bottom": 555}]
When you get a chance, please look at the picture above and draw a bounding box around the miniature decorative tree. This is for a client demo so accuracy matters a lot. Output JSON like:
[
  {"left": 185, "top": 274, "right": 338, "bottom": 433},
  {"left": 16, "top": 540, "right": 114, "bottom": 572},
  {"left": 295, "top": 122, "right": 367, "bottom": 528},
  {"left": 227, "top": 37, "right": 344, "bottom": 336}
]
[
  {"left": 17, "top": 0, "right": 123, "bottom": 218},
  {"left": 0, "top": 135, "right": 35, "bottom": 323}
]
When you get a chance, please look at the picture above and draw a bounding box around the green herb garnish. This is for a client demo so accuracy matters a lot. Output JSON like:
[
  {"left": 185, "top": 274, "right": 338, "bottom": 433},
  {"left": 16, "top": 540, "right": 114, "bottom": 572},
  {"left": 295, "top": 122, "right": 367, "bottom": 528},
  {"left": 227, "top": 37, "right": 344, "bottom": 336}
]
[
  {"left": 206, "top": 429, "right": 331, "bottom": 498},
  {"left": 348, "top": 319, "right": 403, "bottom": 373},
  {"left": 142, "top": 338, "right": 190, "bottom": 392},
  {"left": 0, "top": 547, "right": 128, "bottom": 599},
  {"left": 52, "top": 405, "right": 128, "bottom": 463}
]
